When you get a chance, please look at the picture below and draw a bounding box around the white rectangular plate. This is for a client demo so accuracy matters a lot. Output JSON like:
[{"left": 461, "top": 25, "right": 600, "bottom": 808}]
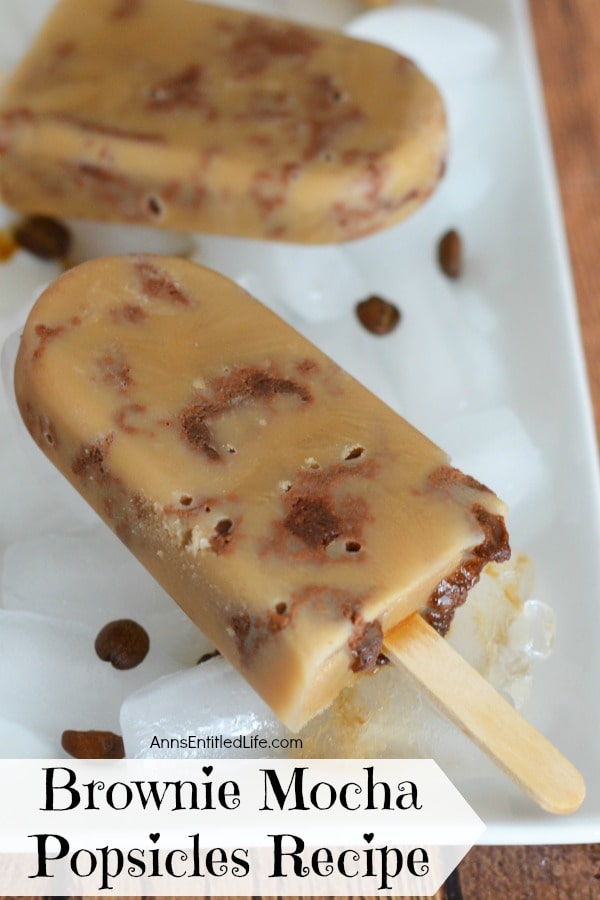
[{"left": 0, "top": 0, "right": 598, "bottom": 844}]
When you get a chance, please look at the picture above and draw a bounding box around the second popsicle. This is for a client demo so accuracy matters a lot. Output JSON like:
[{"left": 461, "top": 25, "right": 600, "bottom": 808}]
[{"left": 0, "top": 0, "right": 447, "bottom": 242}]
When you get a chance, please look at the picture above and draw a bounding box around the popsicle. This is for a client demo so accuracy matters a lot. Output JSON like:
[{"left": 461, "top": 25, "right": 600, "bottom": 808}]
[
  {"left": 0, "top": 0, "right": 446, "bottom": 243},
  {"left": 14, "top": 253, "right": 505, "bottom": 724},
  {"left": 14, "top": 255, "right": 585, "bottom": 813}
]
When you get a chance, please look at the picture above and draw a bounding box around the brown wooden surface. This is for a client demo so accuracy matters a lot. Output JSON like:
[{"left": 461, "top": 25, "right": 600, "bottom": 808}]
[
  {"left": 531, "top": 0, "right": 600, "bottom": 438},
  {"left": 2, "top": 1, "right": 597, "bottom": 899}
]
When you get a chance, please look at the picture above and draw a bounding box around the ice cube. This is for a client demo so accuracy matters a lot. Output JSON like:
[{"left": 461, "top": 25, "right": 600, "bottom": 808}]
[
  {"left": 1, "top": 329, "right": 115, "bottom": 534},
  {"left": 0, "top": 252, "right": 59, "bottom": 337},
  {"left": 0, "top": 610, "right": 158, "bottom": 740},
  {"left": 0, "top": 0, "right": 56, "bottom": 70},
  {"left": 67, "top": 220, "right": 193, "bottom": 264},
  {"left": 0, "top": 423, "right": 97, "bottom": 545},
  {"left": 346, "top": 6, "right": 502, "bottom": 86},
  {"left": 0, "top": 604, "right": 215, "bottom": 754},
  {"left": 433, "top": 407, "right": 552, "bottom": 525},
  {"left": 0, "top": 351, "right": 99, "bottom": 541},
  {"left": 448, "top": 553, "right": 539, "bottom": 704},
  {"left": 346, "top": 5, "right": 502, "bottom": 216},
  {"left": 120, "top": 655, "right": 289, "bottom": 759},
  {"left": 2, "top": 529, "right": 213, "bottom": 668},
  {"left": 193, "top": 236, "right": 366, "bottom": 322},
  {"left": 0, "top": 716, "right": 60, "bottom": 758},
  {"left": 509, "top": 599, "right": 556, "bottom": 662}
]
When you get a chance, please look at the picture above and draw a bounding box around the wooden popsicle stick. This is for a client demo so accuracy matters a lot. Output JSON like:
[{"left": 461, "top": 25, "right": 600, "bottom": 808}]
[{"left": 383, "top": 612, "right": 586, "bottom": 815}]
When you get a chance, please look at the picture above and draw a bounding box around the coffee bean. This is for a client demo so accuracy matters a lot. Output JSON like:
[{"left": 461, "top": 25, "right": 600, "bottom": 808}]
[
  {"left": 95, "top": 618, "right": 149, "bottom": 670},
  {"left": 355, "top": 295, "right": 401, "bottom": 335},
  {"left": 0, "top": 228, "right": 18, "bottom": 263},
  {"left": 61, "top": 729, "right": 125, "bottom": 759},
  {"left": 197, "top": 648, "right": 221, "bottom": 665},
  {"left": 438, "top": 228, "right": 462, "bottom": 278},
  {"left": 13, "top": 215, "right": 71, "bottom": 260}
]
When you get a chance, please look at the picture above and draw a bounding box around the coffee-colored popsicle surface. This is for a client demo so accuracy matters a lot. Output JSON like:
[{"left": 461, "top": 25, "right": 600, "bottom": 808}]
[
  {"left": 0, "top": 0, "right": 446, "bottom": 243},
  {"left": 14, "top": 255, "right": 509, "bottom": 731}
]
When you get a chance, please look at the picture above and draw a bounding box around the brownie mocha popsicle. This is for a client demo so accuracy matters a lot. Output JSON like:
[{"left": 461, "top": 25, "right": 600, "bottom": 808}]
[
  {"left": 13, "top": 254, "right": 508, "bottom": 727},
  {"left": 14, "top": 255, "right": 585, "bottom": 813},
  {"left": 0, "top": 0, "right": 446, "bottom": 243}
]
